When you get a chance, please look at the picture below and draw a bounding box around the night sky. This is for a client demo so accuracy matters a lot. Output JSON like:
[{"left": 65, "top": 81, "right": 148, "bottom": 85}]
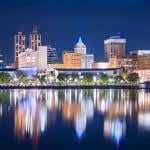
[{"left": 0, "top": 0, "right": 150, "bottom": 64}]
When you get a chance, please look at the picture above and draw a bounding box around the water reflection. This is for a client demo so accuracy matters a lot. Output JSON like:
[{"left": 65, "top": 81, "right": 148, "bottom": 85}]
[
  {"left": 104, "top": 118, "right": 126, "bottom": 145},
  {"left": 0, "top": 89, "right": 150, "bottom": 146}
]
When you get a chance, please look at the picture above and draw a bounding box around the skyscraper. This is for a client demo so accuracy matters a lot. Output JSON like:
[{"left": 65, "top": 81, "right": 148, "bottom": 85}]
[
  {"left": 29, "top": 27, "right": 41, "bottom": 51},
  {"left": 47, "top": 45, "right": 58, "bottom": 64},
  {"left": 14, "top": 32, "right": 26, "bottom": 64},
  {"left": 74, "top": 37, "right": 87, "bottom": 54},
  {"left": 104, "top": 36, "right": 126, "bottom": 61}
]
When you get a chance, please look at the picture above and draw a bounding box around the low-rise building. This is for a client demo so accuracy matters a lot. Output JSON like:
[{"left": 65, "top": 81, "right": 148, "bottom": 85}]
[
  {"left": 63, "top": 51, "right": 81, "bottom": 68},
  {"left": 92, "top": 62, "right": 110, "bottom": 69},
  {"left": 129, "top": 50, "right": 150, "bottom": 81},
  {"left": 56, "top": 68, "right": 121, "bottom": 77},
  {"left": 81, "top": 54, "right": 94, "bottom": 69},
  {"left": 135, "top": 70, "right": 150, "bottom": 82},
  {"left": 109, "top": 56, "right": 135, "bottom": 72},
  {"left": 48, "top": 63, "right": 64, "bottom": 69}
]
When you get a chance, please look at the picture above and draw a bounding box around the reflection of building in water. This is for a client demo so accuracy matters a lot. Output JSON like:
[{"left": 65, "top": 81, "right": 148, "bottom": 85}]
[
  {"left": 61, "top": 89, "right": 94, "bottom": 139},
  {"left": 14, "top": 89, "right": 59, "bottom": 140},
  {"left": 62, "top": 102, "right": 80, "bottom": 122},
  {"left": 14, "top": 97, "right": 48, "bottom": 139},
  {"left": 3, "top": 88, "right": 150, "bottom": 143},
  {"left": 81, "top": 99, "right": 94, "bottom": 120},
  {"left": 46, "top": 90, "right": 59, "bottom": 110},
  {"left": 0, "top": 104, "right": 2, "bottom": 117},
  {"left": 96, "top": 90, "right": 136, "bottom": 118},
  {"left": 75, "top": 112, "right": 87, "bottom": 139},
  {"left": 138, "top": 113, "right": 150, "bottom": 130},
  {"left": 138, "top": 90, "right": 150, "bottom": 111},
  {"left": 104, "top": 118, "right": 126, "bottom": 145},
  {"left": 138, "top": 90, "right": 150, "bottom": 130}
]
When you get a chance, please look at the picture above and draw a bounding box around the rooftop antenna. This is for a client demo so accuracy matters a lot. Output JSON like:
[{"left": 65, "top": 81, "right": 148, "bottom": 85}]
[{"left": 33, "top": 25, "right": 38, "bottom": 33}]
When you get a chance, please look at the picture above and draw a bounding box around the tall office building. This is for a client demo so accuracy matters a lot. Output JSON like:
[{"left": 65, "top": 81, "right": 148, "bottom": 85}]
[
  {"left": 74, "top": 37, "right": 87, "bottom": 54},
  {"left": 29, "top": 27, "right": 41, "bottom": 51},
  {"left": 47, "top": 45, "right": 58, "bottom": 64},
  {"left": 104, "top": 36, "right": 126, "bottom": 61},
  {"left": 14, "top": 32, "right": 26, "bottom": 64}
]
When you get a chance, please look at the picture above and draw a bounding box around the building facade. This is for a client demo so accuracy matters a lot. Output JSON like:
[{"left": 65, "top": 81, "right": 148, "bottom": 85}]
[
  {"left": 104, "top": 36, "right": 126, "bottom": 61},
  {"left": 109, "top": 56, "right": 135, "bottom": 72},
  {"left": 0, "top": 53, "right": 5, "bottom": 68},
  {"left": 92, "top": 62, "right": 110, "bottom": 69},
  {"left": 130, "top": 50, "right": 150, "bottom": 81},
  {"left": 18, "top": 46, "right": 47, "bottom": 72},
  {"left": 29, "top": 27, "right": 41, "bottom": 51},
  {"left": 18, "top": 48, "right": 37, "bottom": 68},
  {"left": 130, "top": 50, "right": 150, "bottom": 57},
  {"left": 14, "top": 32, "right": 26, "bottom": 64},
  {"left": 81, "top": 54, "right": 94, "bottom": 69},
  {"left": 47, "top": 45, "right": 58, "bottom": 64},
  {"left": 56, "top": 68, "right": 121, "bottom": 77},
  {"left": 74, "top": 37, "right": 87, "bottom": 54},
  {"left": 63, "top": 51, "right": 81, "bottom": 68},
  {"left": 48, "top": 63, "right": 64, "bottom": 69}
]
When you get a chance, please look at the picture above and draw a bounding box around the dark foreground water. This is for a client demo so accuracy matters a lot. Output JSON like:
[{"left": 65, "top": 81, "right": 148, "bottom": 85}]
[{"left": 0, "top": 89, "right": 150, "bottom": 150}]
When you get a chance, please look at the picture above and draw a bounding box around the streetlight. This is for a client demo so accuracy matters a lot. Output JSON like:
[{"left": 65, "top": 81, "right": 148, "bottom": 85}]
[
  {"left": 75, "top": 78, "right": 78, "bottom": 85},
  {"left": 65, "top": 78, "right": 67, "bottom": 85},
  {"left": 109, "top": 78, "right": 113, "bottom": 84}
]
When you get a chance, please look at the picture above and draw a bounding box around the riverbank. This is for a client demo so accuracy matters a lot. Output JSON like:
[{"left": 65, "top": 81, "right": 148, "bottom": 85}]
[{"left": 0, "top": 84, "right": 146, "bottom": 89}]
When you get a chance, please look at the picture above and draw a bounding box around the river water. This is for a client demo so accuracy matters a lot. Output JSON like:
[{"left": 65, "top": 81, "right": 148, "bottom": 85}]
[{"left": 0, "top": 89, "right": 150, "bottom": 150}]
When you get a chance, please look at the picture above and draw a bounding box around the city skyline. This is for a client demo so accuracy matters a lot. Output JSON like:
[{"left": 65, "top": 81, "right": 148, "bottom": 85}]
[
  {"left": 0, "top": 0, "right": 150, "bottom": 63},
  {"left": 1, "top": 1, "right": 150, "bottom": 150}
]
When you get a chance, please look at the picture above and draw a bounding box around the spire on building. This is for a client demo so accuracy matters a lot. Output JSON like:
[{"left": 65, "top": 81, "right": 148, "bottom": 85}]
[{"left": 78, "top": 37, "right": 83, "bottom": 43}]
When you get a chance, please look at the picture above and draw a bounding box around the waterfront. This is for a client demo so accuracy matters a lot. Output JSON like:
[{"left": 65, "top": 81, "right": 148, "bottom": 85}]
[{"left": 0, "top": 89, "right": 150, "bottom": 150}]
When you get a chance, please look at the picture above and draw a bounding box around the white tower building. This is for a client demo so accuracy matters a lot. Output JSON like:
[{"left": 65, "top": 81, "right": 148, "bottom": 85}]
[{"left": 74, "top": 37, "right": 87, "bottom": 54}]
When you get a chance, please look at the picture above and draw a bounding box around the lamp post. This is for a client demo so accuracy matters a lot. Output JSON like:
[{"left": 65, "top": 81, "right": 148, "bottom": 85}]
[{"left": 75, "top": 78, "right": 78, "bottom": 85}]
